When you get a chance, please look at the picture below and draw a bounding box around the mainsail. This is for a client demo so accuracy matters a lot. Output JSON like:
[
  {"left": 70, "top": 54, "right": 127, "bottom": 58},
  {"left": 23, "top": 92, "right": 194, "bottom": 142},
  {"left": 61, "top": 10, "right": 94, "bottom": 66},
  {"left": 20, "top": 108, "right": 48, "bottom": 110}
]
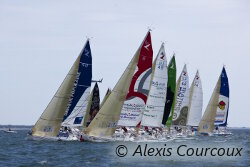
[
  {"left": 162, "top": 55, "right": 176, "bottom": 127},
  {"left": 198, "top": 67, "right": 229, "bottom": 133},
  {"left": 32, "top": 40, "right": 92, "bottom": 137},
  {"left": 83, "top": 83, "right": 100, "bottom": 128},
  {"left": 172, "top": 64, "right": 189, "bottom": 127},
  {"left": 141, "top": 43, "right": 168, "bottom": 127},
  {"left": 117, "top": 32, "right": 153, "bottom": 127},
  {"left": 86, "top": 31, "right": 153, "bottom": 137},
  {"left": 186, "top": 70, "right": 203, "bottom": 127}
]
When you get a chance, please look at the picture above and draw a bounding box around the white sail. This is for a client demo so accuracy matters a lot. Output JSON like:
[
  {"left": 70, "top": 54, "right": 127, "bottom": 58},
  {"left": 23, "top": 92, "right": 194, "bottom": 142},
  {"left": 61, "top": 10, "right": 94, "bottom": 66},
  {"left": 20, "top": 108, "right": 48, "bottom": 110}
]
[
  {"left": 187, "top": 70, "right": 203, "bottom": 127},
  {"left": 86, "top": 31, "right": 153, "bottom": 138},
  {"left": 172, "top": 64, "right": 189, "bottom": 126},
  {"left": 141, "top": 44, "right": 168, "bottom": 127},
  {"left": 62, "top": 87, "right": 90, "bottom": 127},
  {"left": 117, "top": 69, "right": 152, "bottom": 127}
]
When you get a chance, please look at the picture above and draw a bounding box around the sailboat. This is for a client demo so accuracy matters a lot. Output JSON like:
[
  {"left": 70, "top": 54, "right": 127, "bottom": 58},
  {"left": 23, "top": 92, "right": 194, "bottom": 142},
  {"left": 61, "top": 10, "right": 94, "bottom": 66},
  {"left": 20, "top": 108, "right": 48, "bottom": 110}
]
[
  {"left": 141, "top": 43, "right": 168, "bottom": 128},
  {"left": 3, "top": 128, "right": 17, "bottom": 134},
  {"left": 83, "top": 31, "right": 153, "bottom": 141},
  {"left": 162, "top": 55, "right": 176, "bottom": 129},
  {"left": 82, "top": 82, "right": 100, "bottom": 128},
  {"left": 31, "top": 40, "right": 92, "bottom": 140},
  {"left": 186, "top": 70, "right": 203, "bottom": 134},
  {"left": 172, "top": 64, "right": 189, "bottom": 132},
  {"left": 198, "top": 67, "right": 230, "bottom": 135}
]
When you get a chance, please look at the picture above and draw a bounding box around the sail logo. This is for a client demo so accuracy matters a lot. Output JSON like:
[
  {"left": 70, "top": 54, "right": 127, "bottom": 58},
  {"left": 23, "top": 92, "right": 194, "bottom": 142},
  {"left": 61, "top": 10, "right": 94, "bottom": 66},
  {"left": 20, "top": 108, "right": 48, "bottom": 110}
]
[
  {"left": 218, "top": 101, "right": 226, "bottom": 110},
  {"left": 160, "top": 53, "right": 165, "bottom": 60},
  {"left": 203, "top": 124, "right": 209, "bottom": 129},
  {"left": 152, "top": 81, "right": 166, "bottom": 87},
  {"left": 157, "top": 60, "right": 165, "bottom": 70},
  {"left": 43, "top": 126, "right": 53, "bottom": 132},
  {"left": 84, "top": 49, "right": 90, "bottom": 57},
  {"left": 80, "top": 62, "right": 89, "bottom": 68},
  {"left": 170, "top": 63, "right": 174, "bottom": 69},
  {"left": 194, "top": 80, "right": 199, "bottom": 87},
  {"left": 64, "top": 72, "right": 81, "bottom": 117},
  {"left": 107, "top": 122, "right": 117, "bottom": 128},
  {"left": 144, "top": 42, "right": 151, "bottom": 51}
]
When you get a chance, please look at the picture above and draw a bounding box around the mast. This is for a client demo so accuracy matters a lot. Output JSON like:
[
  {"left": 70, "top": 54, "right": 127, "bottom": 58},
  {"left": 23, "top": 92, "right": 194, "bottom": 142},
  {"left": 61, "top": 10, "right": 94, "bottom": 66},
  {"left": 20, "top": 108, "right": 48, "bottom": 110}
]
[
  {"left": 32, "top": 40, "right": 92, "bottom": 137},
  {"left": 141, "top": 43, "right": 168, "bottom": 127},
  {"left": 85, "top": 31, "right": 153, "bottom": 138}
]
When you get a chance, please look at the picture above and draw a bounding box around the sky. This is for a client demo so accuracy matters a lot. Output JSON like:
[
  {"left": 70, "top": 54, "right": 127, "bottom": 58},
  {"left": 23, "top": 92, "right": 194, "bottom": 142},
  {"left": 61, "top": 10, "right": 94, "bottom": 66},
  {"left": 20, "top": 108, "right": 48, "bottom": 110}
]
[{"left": 0, "top": 0, "right": 249, "bottom": 127}]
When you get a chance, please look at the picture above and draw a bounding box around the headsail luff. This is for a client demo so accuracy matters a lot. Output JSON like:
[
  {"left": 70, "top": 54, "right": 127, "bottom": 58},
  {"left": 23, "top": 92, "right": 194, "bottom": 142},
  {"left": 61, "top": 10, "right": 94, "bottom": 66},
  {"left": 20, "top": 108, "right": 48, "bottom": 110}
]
[
  {"left": 32, "top": 40, "right": 92, "bottom": 137},
  {"left": 100, "top": 88, "right": 111, "bottom": 109},
  {"left": 141, "top": 43, "right": 168, "bottom": 127},
  {"left": 117, "top": 32, "right": 153, "bottom": 127},
  {"left": 83, "top": 83, "right": 100, "bottom": 128},
  {"left": 187, "top": 70, "right": 203, "bottom": 127},
  {"left": 198, "top": 77, "right": 220, "bottom": 133},
  {"left": 162, "top": 55, "right": 176, "bottom": 127},
  {"left": 172, "top": 64, "right": 189, "bottom": 127},
  {"left": 214, "top": 67, "right": 229, "bottom": 127},
  {"left": 86, "top": 31, "right": 153, "bottom": 137}
]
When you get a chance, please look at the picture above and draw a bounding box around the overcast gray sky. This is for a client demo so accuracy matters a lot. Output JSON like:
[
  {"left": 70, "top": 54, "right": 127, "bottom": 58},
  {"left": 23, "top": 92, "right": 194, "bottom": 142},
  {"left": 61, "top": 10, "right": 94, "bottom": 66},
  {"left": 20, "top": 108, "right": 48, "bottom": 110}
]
[{"left": 0, "top": 0, "right": 249, "bottom": 127}]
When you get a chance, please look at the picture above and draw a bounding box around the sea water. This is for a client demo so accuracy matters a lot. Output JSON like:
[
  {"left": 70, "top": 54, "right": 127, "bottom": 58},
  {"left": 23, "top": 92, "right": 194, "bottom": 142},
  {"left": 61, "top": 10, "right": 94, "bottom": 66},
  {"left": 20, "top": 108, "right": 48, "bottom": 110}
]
[{"left": 0, "top": 126, "right": 249, "bottom": 166}]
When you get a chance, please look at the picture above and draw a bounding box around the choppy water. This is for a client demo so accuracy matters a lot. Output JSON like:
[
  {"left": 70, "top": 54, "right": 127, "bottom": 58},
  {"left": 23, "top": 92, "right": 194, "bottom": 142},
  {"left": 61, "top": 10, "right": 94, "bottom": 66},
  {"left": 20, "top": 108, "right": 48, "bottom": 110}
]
[{"left": 0, "top": 127, "right": 249, "bottom": 166}]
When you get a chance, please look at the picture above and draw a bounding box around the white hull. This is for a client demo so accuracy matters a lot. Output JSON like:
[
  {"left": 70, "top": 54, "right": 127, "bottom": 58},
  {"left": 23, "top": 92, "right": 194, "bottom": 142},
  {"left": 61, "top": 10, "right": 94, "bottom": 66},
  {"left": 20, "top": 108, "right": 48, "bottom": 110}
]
[
  {"left": 3, "top": 130, "right": 17, "bottom": 133},
  {"left": 80, "top": 133, "right": 114, "bottom": 142}
]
